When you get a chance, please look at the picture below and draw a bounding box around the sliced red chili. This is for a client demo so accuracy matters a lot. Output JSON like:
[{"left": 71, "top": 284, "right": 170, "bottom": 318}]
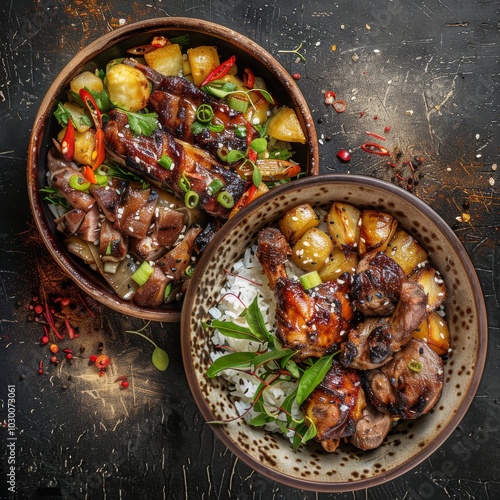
[
  {"left": 79, "top": 88, "right": 102, "bottom": 129},
  {"left": 82, "top": 165, "right": 97, "bottom": 184},
  {"left": 61, "top": 118, "right": 75, "bottom": 161},
  {"left": 365, "top": 131, "right": 386, "bottom": 141},
  {"left": 92, "top": 128, "right": 106, "bottom": 170},
  {"left": 332, "top": 99, "right": 347, "bottom": 113},
  {"left": 361, "top": 142, "right": 390, "bottom": 156},
  {"left": 247, "top": 148, "right": 258, "bottom": 162},
  {"left": 231, "top": 184, "right": 258, "bottom": 215},
  {"left": 200, "top": 55, "right": 237, "bottom": 87},
  {"left": 151, "top": 36, "right": 168, "bottom": 48},
  {"left": 243, "top": 67, "right": 255, "bottom": 89}
]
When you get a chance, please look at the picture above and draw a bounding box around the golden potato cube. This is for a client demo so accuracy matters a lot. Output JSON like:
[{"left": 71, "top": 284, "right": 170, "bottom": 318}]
[
  {"left": 319, "top": 247, "right": 359, "bottom": 282},
  {"left": 106, "top": 63, "right": 151, "bottom": 112},
  {"left": 327, "top": 202, "right": 361, "bottom": 251},
  {"left": 266, "top": 106, "right": 306, "bottom": 144},
  {"left": 70, "top": 70, "right": 103, "bottom": 95},
  {"left": 291, "top": 227, "right": 333, "bottom": 272},
  {"left": 58, "top": 127, "right": 95, "bottom": 165},
  {"left": 385, "top": 229, "right": 428, "bottom": 276},
  {"left": 413, "top": 311, "right": 450, "bottom": 356},
  {"left": 410, "top": 265, "right": 447, "bottom": 312},
  {"left": 144, "top": 44, "right": 184, "bottom": 76},
  {"left": 279, "top": 203, "right": 320, "bottom": 244},
  {"left": 187, "top": 46, "right": 220, "bottom": 86},
  {"left": 358, "top": 210, "right": 398, "bottom": 256}
]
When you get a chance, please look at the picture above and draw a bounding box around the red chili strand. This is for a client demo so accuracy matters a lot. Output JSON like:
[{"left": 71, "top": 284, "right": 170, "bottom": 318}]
[
  {"left": 365, "top": 131, "right": 386, "bottom": 141},
  {"left": 360, "top": 142, "right": 390, "bottom": 156},
  {"left": 78, "top": 293, "right": 96, "bottom": 318}
]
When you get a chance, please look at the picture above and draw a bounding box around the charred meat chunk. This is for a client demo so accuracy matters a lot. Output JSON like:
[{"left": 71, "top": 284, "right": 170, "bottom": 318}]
[
  {"left": 341, "top": 281, "right": 428, "bottom": 370},
  {"left": 364, "top": 338, "right": 444, "bottom": 419},
  {"left": 349, "top": 403, "right": 394, "bottom": 450},
  {"left": 302, "top": 360, "right": 366, "bottom": 452},
  {"left": 352, "top": 251, "right": 406, "bottom": 317}
]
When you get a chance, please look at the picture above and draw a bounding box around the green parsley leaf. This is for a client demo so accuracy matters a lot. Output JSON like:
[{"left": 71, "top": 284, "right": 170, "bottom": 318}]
[{"left": 120, "top": 108, "right": 159, "bottom": 136}]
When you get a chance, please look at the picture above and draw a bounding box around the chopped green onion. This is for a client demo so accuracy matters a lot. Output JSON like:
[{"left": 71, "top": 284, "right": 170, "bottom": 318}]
[
  {"left": 185, "top": 265, "right": 195, "bottom": 278},
  {"left": 131, "top": 261, "right": 154, "bottom": 286},
  {"left": 163, "top": 282, "right": 173, "bottom": 301},
  {"left": 158, "top": 154, "right": 173, "bottom": 170},
  {"left": 179, "top": 172, "right": 191, "bottom": 192},
  {"left": 217, "top": 190, "right": 234, "bottom": 208},
  {"left": 300, "top": 271, "right": 322, "bottom": 290},
  {"left": 207, "top": 178, "right": 224, "bottom": 195},
  {"left": 196, "top": 103, "right": 214, "bottom": 123},
  {"left": 228, "top": 95, "right": 249, "bottom": 113},
  {"left": 234, "top": 125, "right": 247, "bottom": 138},
  {"left": 95, "top": 173, "right": 108, "bottom": 185},
  {"left": 105, "top": 242, "right": 112, "bottom": 255},
  {"left": 69, "top": 175, "right": 90, "bottom": 191},
  {"left": 208, "top": 122, "right": 225, "bottom": 133},
  {"left": 184, "top": 190, "right": 199, "bottom": 208},
  {"left": 408, "top": 360, "right": 423, "bottom": 372}
]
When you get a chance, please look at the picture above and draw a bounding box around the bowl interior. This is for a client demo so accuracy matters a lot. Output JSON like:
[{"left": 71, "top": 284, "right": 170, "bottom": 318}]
[
  {"left": 27, "top": 17, "right": 318, "bottom": 322},
  {"left": 181, "top": 174, "right": 487, "bottom": 491}
]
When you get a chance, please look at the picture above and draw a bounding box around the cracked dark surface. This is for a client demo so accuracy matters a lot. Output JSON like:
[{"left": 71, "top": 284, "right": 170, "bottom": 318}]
[{"left": 0, "top": 0, "right": 498, "bottom": 498}]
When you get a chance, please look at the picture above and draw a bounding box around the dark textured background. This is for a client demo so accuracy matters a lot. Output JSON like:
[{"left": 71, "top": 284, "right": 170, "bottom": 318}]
[{"left": 0, "top": 1, "right": 498, "bottom": 498}]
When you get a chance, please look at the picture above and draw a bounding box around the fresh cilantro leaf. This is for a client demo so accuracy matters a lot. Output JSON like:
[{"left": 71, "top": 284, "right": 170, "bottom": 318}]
[{"left": 119, "top": 108, "right": 159, "bottom": 136}]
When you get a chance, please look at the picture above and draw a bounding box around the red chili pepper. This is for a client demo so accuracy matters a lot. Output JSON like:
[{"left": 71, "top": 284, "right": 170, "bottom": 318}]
[
  {"left": 324, "top": 90, "right": 336, "bottom": 104},
  {"left": 243, "top": 68, "right": 255, "bottom": 89},
  {"left": 332, "top": 100, "right": 347, "bottom": 113},
  {"left": 336, "top": 149, "right": 351, "bottom": 162},
  {"left": 82, "top": 165, "right": 97, "bottom": 184},
  {"left": 79, "top": 88, "right": 102, "bottom": 129},
  {"left": 92, "top": 128, "right": 106, "bottom": 170},
  {"left": 151, "top": 36, "right": 168, "bottom": 48},
  {"left": 246, "top": 122, "right": 253, "bottom": 148},
  {"left": 232, "top": 184, "right": 258, "bottom": 214},
  {"left": 247, "top": 148, "right": 258, "bottom": 162},
  {"left": 200, "top": 55, "right": 237, "bottom": 87},
  {"left": 61, "top": 118, "right": 75, "bottom": 161},
  {"left": 366, "top": 131, "right": 386, "bottom": 141},
  {"left": 292, "top": 73, "right": 301, "bottom": 80},
  {"left": 361, "top": 142, "right": 390, "bottom": 156}
]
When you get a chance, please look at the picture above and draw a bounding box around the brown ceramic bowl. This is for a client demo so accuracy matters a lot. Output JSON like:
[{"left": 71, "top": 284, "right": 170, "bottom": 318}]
[
  {"left": 27, "top": 17, "right": 318, "bottom": 322},
  {"left": 181, "top": 174, "right": 487, "bottom": 492}
]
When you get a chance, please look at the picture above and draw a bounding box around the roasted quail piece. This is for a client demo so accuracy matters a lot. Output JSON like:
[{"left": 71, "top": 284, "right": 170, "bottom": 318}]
[
  {"left": 104, "top": 109, "right": 246, "bottom": 220},
  {"left": 301, "top": 360, "right": 366, "bottom": 452},
  {"left": 341, "top": 281, "right": 428, "bottom": 370},
  {"left": 349, "top": 403, "right": 394, "bottom": 450},
  {"left": 256, "top": 228, "right": 354, "bottom": 361},
  {"left": 122, "top": 58, "right": 256, "bottom": 159},
  {"left": 351, "top": 251, "right": 406, "bottom": 317},
  {"left": 363, "top": 338, "right": 444, "bottom": 419}
]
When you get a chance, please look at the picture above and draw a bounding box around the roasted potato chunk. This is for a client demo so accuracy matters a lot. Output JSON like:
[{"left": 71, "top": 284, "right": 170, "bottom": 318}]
[
  {"left": 385, "top": 229, "right": 428, "bottom": 276},
  {"left": 144, "top": 44, "right": 184, "bottom": 76},
  {"left": 413, "top": 311, "right": 450, "bottom": 355},
  {"left": 409, "top": 265, "right": 447, "bottom": 312},
  {"left": 58, "top": 127, "right": 95, "bottom": 165},
  {"left": 319, "top": 247, "right": 359, "bottom": 282},
  {"left": 279, "top": 203, "right": 320, "bottom": 244},
  {"left": 70, "top": 70, "right": 103, "bottom": 95},
  {"left": 292, "top": 228, "right": 333, "bottom": 272},
  {"left": 358, "top": 210, "right": 398, "bottom": 256},
  {"left": 106, "top": 63, "right": 151, "bottom": 112},
  {"left": 267, "top": 106, "right": 306, "bottom": 144},
  {"left": 187, "top": 46, "right": 220, "bottom": 86},
  {"left": 327, "top": 202, "right": 361, "bottom": 251}
]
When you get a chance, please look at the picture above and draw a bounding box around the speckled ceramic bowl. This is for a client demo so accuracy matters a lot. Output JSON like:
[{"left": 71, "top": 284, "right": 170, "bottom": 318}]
[
  {"left": 181, "top": 174, "right": 487, "bottom": 492},
  {"left": 27, "top": 17, "right": 318, "bottom": 322}
]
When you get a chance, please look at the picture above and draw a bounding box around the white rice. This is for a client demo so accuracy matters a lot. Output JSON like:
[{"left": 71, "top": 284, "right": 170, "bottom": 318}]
[{"left": 208, "top": 244, "right": 303, "bottom": 435}]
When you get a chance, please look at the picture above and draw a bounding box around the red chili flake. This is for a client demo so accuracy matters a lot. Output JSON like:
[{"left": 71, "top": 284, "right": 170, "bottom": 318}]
[
  {"left": 43, "top": 302, "right": 65, "bottom": 340},
  {"left": 359, "top": 111, "right": 365, "bottom": 118},
  {"left": 292, "top": 72, "right": 301, "bottom": 80},
  {"left": 89, "top": 354, "right": 98, "bottom": 363},
  {"left": 114, "top": 376, "right": 129, "bottom": 382},
  {"left": 38, "top": 360, "right": 44, "bottom": 375},
  {"left": 324, "top": 90, "right": 336, "bottom": 104},
  {"left": 361, "top": 142, "right": 390, "bottom": 156},
  {"left": 336, "top": 149, "right": 352, "bottom": 162},
  {"left": 66, "top": 353, "right": 73, "bottom": 360},
  {"left": 50, "top": 355, "right": 58, "bottom": 364},
  {"left": 120, "top": 380, "right": 129, "bottom": 389},
  {"left": 384, "top": 125, "right": 391, "bottom": 133},
  {"left": 365, "top": 131, "right": 386, "bottom": 141},
  {"left": 332, "top": 100, "right": 347, "bottom": 113},
  {"left": 64, "top": 318, "right": 77, "bottom": 339},
  {"left": 40, "top": 335, "right": 49, "bottom": 345},
  {"left": 373, "top": 115, "right": 378, "bottom": 120},
  {"left": 34, "top": 305, "right": 43, "bottom": 315}
]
